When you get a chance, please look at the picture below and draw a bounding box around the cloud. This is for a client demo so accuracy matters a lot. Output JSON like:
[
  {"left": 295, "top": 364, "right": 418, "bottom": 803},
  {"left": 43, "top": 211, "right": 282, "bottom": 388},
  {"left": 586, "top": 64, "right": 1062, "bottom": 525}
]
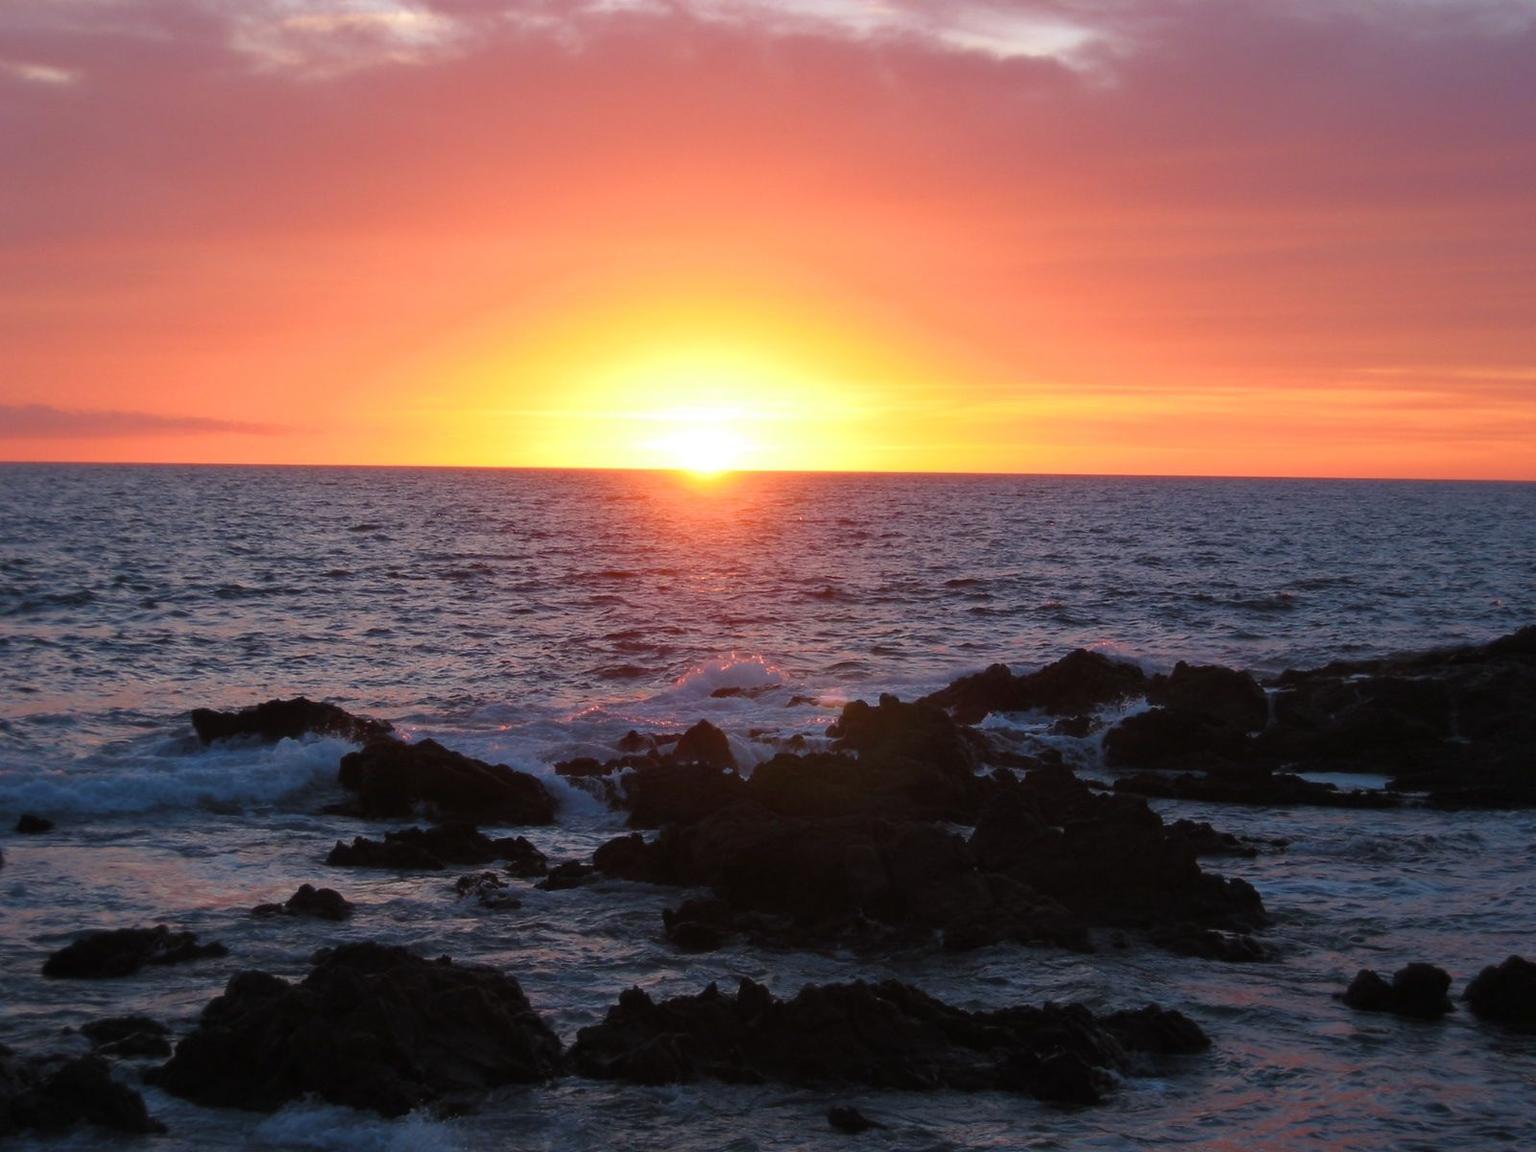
[{"left": 0, "top": 406, "right": 287, "bottom": 439}]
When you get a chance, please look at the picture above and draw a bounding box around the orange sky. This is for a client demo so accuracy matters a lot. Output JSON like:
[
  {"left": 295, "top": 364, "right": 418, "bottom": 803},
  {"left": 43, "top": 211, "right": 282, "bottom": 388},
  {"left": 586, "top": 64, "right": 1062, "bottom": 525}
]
[{"left": 2, "top": 0, "right": 1534, "bottom": 478}]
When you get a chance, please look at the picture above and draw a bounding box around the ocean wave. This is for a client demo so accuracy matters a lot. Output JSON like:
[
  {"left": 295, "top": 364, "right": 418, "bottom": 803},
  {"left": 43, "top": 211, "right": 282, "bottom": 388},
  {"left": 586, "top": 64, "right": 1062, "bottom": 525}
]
[{"left": 251, "top": 1102, "right": 462, "bottom": 1152}]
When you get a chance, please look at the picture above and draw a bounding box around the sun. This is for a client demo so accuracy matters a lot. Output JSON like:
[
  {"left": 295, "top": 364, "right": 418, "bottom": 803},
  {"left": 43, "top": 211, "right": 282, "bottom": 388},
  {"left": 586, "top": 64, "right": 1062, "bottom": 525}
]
[{"left": 648, "top": 410, "right": 749, "bottom": 475}]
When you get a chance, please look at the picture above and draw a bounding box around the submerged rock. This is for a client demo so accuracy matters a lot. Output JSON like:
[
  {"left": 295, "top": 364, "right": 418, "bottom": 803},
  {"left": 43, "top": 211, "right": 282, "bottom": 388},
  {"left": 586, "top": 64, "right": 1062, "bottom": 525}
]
[
  {"left": 454, "top": 871, "right": 523, "bottom": 910},
  {"left": 1463, "top": 956, "right": 1536, "bottom": 1033},
  {"left": 827, "top": 1105, "right": 883, "bottom": 1133},
  {"left": 570, "top": 977, "right": 1208, "bottom": 1106},
  {"left": 336, "top": 739, "right": 557, "bottom": 824},
  {"left": 191, "top": 697, "right": 393, "bottom": 746},
  {"left": 1343, "top": 964, "right": 1453, "bottom": 1020},
  {"left": 0, "top": 1048, "right": 166, "bottom": 1136},
  {"left": 15, "top": 813, "right": 53, "bottom": 834},
  {"left": 80, "top": 1016, "right": 172, "bottom": 1059},
  {"left": 150, "top": 942, "right": 562, "bottom": 1116},
  {"left": 326, "top": 824, "right": 547, "bottom": 873},
  {"left": 251, "top": 884, "right": 353, "bottom": 922},
  {"left": 42, "top": 926, "right": 228, "bottom": 979}
]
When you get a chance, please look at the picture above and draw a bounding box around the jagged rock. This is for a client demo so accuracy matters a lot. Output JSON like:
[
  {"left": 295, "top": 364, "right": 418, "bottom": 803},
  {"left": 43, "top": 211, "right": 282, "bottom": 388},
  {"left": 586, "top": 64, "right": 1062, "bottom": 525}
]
[
  {"left": 1463, "top": 955, "right": 1536, "bottom": 1032},
  {"left": 192, "top": 697, "right": 392, "bottom": 745},
  {"left": 149, "top": 942, "right": 562, "bottom": 1116},
  {"left": 326, "top": 824, "right": 545, "bottom": 872},
  {"left": 80, "top": 1017, "right": 171, "bottom": 1059},
  {"left": 42, "top": 926, "right": 228, "bottom": 979},
  {"left": 0, "top": 1049, "right": 165, "bottom": 1136},
  {"left": 335, "top": 739, "right": 556, "bottom": 824},
  {"left": 921, "top": 651, "right": 1147, "bottom": 722},
  {"left": 15, "top": 814, "right": 53, "bottom": 834},
  {"left": 621, "top": 759, "right": 747, "bottom": 829},
  {"left": 570, "top": 978, "right": 1207, "bottom": 1106},
  {"left": 1343, "top": 963, "right": 1453, "bottom": 1020},
  {"left": 1103, "top": 708, "right": 1249, "bottom": 768},
  {"left": 251, "top": 884, "right": 353, "bottom": 921},
  {"left": 1148, "top": 924, "right": 1269, "bottom": 962}
]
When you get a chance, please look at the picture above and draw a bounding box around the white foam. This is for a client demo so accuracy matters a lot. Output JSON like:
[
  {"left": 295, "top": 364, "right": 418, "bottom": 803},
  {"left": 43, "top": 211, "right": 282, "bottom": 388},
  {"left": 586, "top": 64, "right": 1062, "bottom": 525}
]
[
  {"left": 661, "top": 653, "right": 785, "bottom": 700},
  {"left": 252, "top": 1100, "right": 463, "bottom": 1152},
  {"left": 0, "top": 736, "right": 349, "bottom": 819}
]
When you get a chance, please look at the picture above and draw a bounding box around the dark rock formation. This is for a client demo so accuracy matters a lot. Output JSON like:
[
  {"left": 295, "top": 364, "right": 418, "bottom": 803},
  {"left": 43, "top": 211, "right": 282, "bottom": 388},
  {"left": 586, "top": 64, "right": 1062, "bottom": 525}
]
[
  {"left": 335, "top": 739, "right": 556, "bottom": 824},
  {"left": 326, "top": 824, "right": 546, "bottom": 872},
  {"left": 595, "top": 766, "right": 1262, "bottom": 958},
  {"left": 1463, "top": 956, "right": 1536, "bottom": 1032},
  {"left": 15, "top": 813, "right": 53, "bottom": 834},
  {"left": 42, "top": 926, "right": 228, "bottom": 979},
  {"left": 921, "top": 650, "right": 1147, "bottom": 723},
  {"left": 621, "top": 759, "right": 747, "bottom": 829},
  {"left": 1343, "top": 964, "right": 1453, "bottom": 1020},
  {"left": 0, "top": 1048, "right": 165, "bottom": 1136},
  {"left": 251, "top": 884, "right": 353, "bottom": 921},
  {"left": 192, "top": 697, "right": 392, "bottom": 745},
  {"left": 570, "top": 977, "right": 1208, "bottom": 1106},
  {"left": 537, "top": 861, "right": 596, "bottom": 890},
  {"left": 1146, "top": 662, "right": 1269, "bottom": 732},
  {"left": 149, "top": 942, "right": 562, "bottom": 1116},
  {"left": 80, "top": 1017, "right": 171, "bottom": 1059}
]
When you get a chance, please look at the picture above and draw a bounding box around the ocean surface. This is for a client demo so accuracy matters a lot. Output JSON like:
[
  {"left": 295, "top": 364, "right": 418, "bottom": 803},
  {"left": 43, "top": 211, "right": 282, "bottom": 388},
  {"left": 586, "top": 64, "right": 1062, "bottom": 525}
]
[{"left": 1, "top": 463, "right": 1534, "bottom": 1151}]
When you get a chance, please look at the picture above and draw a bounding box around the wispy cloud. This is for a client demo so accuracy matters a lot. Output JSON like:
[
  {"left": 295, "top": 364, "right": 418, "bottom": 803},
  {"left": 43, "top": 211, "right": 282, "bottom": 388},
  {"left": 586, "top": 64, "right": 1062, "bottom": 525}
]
[
  {"left": 2, "top": 59, "right": 81, "bottom": 86},
  {"left": 0, "top": 405, "right": 287, "bottom": 439}
]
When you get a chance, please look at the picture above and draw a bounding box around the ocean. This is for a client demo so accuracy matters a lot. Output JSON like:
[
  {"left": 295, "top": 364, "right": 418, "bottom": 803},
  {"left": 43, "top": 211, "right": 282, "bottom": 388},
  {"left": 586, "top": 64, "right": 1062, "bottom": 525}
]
[{"left": 1, "top": 463, "right": 1534, "bottom": 1150}]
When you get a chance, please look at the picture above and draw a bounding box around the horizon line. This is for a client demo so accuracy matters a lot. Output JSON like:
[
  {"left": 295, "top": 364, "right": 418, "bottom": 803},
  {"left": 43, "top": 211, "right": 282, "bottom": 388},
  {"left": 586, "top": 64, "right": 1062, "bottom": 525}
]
[{"left": 0, "top": 459, "right": 1532, "bottom": 485}]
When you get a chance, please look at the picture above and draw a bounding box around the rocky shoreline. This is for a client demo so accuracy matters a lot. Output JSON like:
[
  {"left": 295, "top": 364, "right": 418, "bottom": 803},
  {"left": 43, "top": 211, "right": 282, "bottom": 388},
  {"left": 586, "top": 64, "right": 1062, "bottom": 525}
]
[{"left": 3, "top": 627, "right": 1533, "bottom": 1138}]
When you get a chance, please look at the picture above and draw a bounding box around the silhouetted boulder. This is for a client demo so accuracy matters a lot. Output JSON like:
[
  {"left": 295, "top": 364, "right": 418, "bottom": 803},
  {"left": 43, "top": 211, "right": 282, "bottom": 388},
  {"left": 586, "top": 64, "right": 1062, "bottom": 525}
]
[
  {"left": 827, "top": 1105, "right": 883, "bottom": 1133},
  {"left": 1343, "top": 963, "right": 1453, "bottom": 1020},
  {"left": 326, "top": 824, "right": 546, "bottom": 872},
  {"left": 192, "top": 697, "right": 392, "bottom": 745},
  {"left": 1463, "top": 956, "right": 1536, "bottom": 1033},
  {"left": 0, "top": 1049, "right": 165, "bottom": 1136},
  {"left": 672, "top": 720, "right": 735, "bottom": 769},
  {"left": 537, "top": 861, "right": 596, "bottom": 890},
  {"left": 251, "top": 884, "right": 353, "bottom": 922},
  {"left": 335, "top": 739, "right": 556, "bottom": 824},
  {"left": 42, "top": 926, "right": 227, "bottom": 979},
  {"left": 621, "top": 759, "right": 747, "bottom": 829},
  {"left": 149, "top": 942, "right": 562, "bottom": 1116},
  {"left": 15, "top": 814, "right": 53, "bottom": 834},
  {"left": 570, "top": 978, "right": 1208, "bottom": 1106}
]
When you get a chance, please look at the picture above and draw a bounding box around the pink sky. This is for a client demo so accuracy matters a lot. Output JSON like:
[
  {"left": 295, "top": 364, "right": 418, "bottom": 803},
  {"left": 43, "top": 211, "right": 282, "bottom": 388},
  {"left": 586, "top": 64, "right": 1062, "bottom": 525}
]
[{"left": 2, "top": 0, "right": 1534, "bottom": 477}]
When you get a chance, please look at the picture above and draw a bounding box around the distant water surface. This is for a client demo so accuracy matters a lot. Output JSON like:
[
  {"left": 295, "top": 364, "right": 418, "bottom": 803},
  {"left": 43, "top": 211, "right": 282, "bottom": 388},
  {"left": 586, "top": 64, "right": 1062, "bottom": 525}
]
[{"left": 0, "top": 464, "right": 1533, "bottom": 1152}]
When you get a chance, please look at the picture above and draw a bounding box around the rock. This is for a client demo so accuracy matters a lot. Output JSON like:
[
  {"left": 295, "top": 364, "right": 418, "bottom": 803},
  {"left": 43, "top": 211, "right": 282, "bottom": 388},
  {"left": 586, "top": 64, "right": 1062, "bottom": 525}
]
[
  {"left": 326, "top": 824, "right": 546, "bottom": 872},
  {"left": 569, "top": 977, "right": 1208, "bottom": 1106},
  {"left": 1148, "top": 924, "right": 1269, "bottom": 962},
  {"left": 1165, "top": 819, "right": 1258, "bottom": 858},
  {"left": 553, "top": 756, "right": 608, "bottom": 778},
  {"left": 1463, "top": 955, "right": 1536, "bottom": 1032},
  {"left": 671, "top": 720, "right": 735, "bottom": 769},
  {"left": 662, "top": 898, "right": 737, "bottom": 952},
  {"left": 149, "top": 942, "right": 562, "bottom": 1116},
  {"left": 252, "top": 883, "right": 353, "bottom": 921},
  {"left": 1343, "top": 963, "right": 1453, "bottom": 1020},
  {"left": 454, "top": 872, "right": 523, "bottom": 910},
  {"left": 1147, "top": 662, "right": 1268, "bottom": 732},
  {"left": 537, "top": 861, "right": 595, "bottom": 890},
  {"left": 80, "top": 1017, "right": 172, "bottom": 1059},
  {"left": 621, "top": 759, "right": 747, "bottom": 829},
  {"left": 1103, "top": 708, "right": 1249, "bottom": 768},
  {"left": 1113, "top": 770, "right": 1397, "bottom": 809},
  {"left": 42, "top": 926, "right": 228, "bottom": 979},
  {"left": 192, "top": 697, "right": 392, "bottom": 745},
  {"left": 0, "top": 1049, "right": 165, "bottom": 1136},
  {"left": 827, "top": 1105, "right": 882, "bottom": 1133},
  {"left": 921, "top": 650, "right": 1147, "bottom": 722},
  {"left": 335, "top": 739, "right": 556, "bottom": 824},
  {"left": 15, "top": 813, "right": 53, "bottom": 834}
]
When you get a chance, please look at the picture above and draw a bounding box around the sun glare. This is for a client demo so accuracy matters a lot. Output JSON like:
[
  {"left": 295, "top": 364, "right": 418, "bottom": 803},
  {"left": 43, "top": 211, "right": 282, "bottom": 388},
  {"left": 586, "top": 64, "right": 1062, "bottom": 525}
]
[{"left": 649, "top": 412, "right": 748, "bottom": 475}]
